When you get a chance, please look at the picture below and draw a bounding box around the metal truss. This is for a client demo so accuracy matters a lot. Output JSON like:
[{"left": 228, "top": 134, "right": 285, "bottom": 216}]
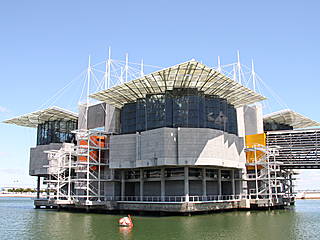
[
  {"left": 73, "top": 129, "right": 109, "bottom": 204},
  {"left": 44, "top": 143, "right": 76, "bottom": 203},
  {"left": 43, "top": 130, "right": 110, "bottom": 205},
  {"left": 245, "top": 144, "right": 294, "bottom": 205}
]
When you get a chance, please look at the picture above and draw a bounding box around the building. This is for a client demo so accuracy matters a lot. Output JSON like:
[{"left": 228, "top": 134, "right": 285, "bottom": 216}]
[{"left": 4, "top": 59, "right": 320, "bottom": 213}]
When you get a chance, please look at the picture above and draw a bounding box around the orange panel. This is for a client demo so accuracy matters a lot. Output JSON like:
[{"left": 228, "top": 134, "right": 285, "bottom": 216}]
[
  {"left": 78, "top": 135, "right": 106, "bottom": 162},
  {"left": 245, "top": 133, "right": 266, "bottom": 164},
  {"left": 246, "top": 165, "right": 263, "bottom": 170},
  {"left": 245, "top": 133, "right": 266, "bottom": 148}
]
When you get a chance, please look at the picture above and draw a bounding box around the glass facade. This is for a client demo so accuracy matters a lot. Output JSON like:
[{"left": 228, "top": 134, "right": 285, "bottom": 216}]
[
  {"left": 264, "top": 121, "right": 293, "bottom": 132},
  {"left": 36, "top": 120, "right": 77, "bottom": 145},
  {"left": 120, "top": 88, "right": 238, "bottom": 135}
]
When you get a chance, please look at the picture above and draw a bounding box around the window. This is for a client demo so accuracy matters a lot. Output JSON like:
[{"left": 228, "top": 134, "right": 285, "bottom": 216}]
[
  {"left": 120, "top": 88, "right": 238, "bottom": 135},
  {"left": 37, "top": 120, "right": 77, "bottom": 145}
]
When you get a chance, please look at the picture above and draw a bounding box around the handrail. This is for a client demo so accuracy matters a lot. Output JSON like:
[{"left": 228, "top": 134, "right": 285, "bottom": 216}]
[{"left": 102, "top": 194, "right": 245, "bottom": 203}]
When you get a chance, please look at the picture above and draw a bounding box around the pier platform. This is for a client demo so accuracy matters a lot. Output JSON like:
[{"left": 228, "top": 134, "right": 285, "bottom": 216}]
[{"left": 34, "top": 195, "right": 291, "bottom": 214}]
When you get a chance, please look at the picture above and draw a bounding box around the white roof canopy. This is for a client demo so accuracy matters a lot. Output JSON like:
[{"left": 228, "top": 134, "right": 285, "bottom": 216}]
[
  {"left": 3, "top": 106, "right": 78, "bottom": 128},
  {"left": 263, "top": 109, "right": 320, "bottom": 129},
  {"left": 90, "top": 60, "right": 266, "bottom": 108}
]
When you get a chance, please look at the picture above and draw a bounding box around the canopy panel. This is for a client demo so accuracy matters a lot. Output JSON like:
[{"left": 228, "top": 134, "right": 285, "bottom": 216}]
[
  {"left": 3, "top": 106, "right": 78, "bottom": 128},
  {"left": 263, "top": 109, "right": 320, "bottom": 129},
  {"left": 90, "top": 60, "right": 266, "bottom": 108}
]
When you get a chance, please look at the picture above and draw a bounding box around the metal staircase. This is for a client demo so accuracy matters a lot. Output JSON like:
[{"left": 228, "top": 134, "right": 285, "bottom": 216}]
[
  {"left": 245, "top": 144, "right": 293, "bottom": 205},
  {"left": 43, "top": 130, "right": 110, "bottom": 205},
  {"left": 44, "top": 143, "right": 76, "bottom": 202}
]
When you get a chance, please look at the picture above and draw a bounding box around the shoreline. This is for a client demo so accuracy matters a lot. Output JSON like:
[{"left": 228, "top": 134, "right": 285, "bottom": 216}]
[
  {"left": 296, "top": 197, "right": 320, "bottom": 200},
  {"left": 0, "top": 194, "right": 44, "bottom": 198}
]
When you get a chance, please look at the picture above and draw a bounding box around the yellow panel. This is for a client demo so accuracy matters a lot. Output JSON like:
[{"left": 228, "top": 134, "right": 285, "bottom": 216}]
[
  {"left": 245, "top": 133, "right": 266, "bottom": 164},
  {"left": 245, "top": 133, "right": 266, "bottom": 148},
  {"left": 246, "top": 151, "right": 265, "bottom": 163}
]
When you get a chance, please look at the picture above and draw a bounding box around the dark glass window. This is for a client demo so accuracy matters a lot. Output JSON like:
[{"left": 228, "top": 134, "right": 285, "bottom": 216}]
[
  {"left": 125, "top": 170, "right": 140, "bottom": 179},
  {"left": 37, "top": 120, "right": 77, "bottom": 145},
  {"left": 165, "top": 168, "right": 184, "bottom": 177},
  {"left": 143, "top": 169, "right": 161, "bottom": 178},
  {"left": 221, "top": 170, "right": 231, "bottom": 179},
  {"left": 264, "top": 121, "right": 293, "bottom": 132},
  {"left": 206, "top": 169, "right": 218, "bottom": 179},
  {"left": 120, "top": 88, "right": 238, "bottom": 135},
  {"left": 189, "top": 168, "right": 202, "bottom": 177}
]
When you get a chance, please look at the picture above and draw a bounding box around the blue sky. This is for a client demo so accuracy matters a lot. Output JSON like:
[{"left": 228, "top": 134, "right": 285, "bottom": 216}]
[{"left": 0, "top": 0, "right": 319, "bottom": 189}]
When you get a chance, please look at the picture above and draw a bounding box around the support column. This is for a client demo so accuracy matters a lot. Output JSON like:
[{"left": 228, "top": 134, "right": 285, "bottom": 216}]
[
  {"left": 218, "top": 169, "right": 222, "bottom": 196},
  {"left": 289, "top": 172, "right": 294, "bottom": 196},
  {"left": 46, "top": 176, "right": 50, "bottom": 200},
  {"left": 37, "top": 176, "right": 41, "bottom": 199},
  {"left": 140, "top": 169, "right": 144, "bottom": 200},
  {"left": 254, "top": 150, "right": 259, "bottom": 199},
  {"left": 184, "top": 166, "right": 189, "bottom": 202},
  {"left": 121, "top": 171, "right": 125, "bottom": 201},
  {"left": 202, "top": 168, "right": 207, "bottom": 196},
  {"left": 161, "top": 168, "right": 165, "bottom": 201},
  {"left": 231, "top": 169, "right": 235, "bottom": 196},
  {"left": 110, "top": 169, "right": 115, "bottom": 197},
  {"left": 239, "top": 169, "right": 243, "bottom": 194}
]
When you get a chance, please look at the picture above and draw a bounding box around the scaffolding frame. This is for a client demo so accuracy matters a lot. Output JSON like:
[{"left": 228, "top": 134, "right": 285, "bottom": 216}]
[
  {"left": 44, "top": 143, "right": 76, "bottom": 203},
  {"left": 73, "top": 129, "right": 109, "bottom": 204},
  {"left": 43, "top": 130, "right": 110, "bottom": 205},
  {"left": 245, "top": 144, "right": 293, "bottom": 205}
]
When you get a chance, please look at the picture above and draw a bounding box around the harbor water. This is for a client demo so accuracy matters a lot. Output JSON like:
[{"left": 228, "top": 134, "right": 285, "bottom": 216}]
[{"left": 0, "top": 198, "right": 319, "bottom": 240}]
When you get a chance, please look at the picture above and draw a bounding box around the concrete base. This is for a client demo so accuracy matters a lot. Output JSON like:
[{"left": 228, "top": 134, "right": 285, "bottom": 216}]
[
  {"left": 249, "top": 198, "right": 291, "bottom": 209},
  {"left": 34, "top": 199, "right": 58, "bottom": 209},
  {"left": 117, "top": 200, "right": 246, "bottom": 213},
  {"left": 34, "top": 198, "right": 289, "bottom": 214}
]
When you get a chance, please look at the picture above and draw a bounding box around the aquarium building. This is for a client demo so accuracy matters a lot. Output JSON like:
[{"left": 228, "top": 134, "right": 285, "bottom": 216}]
[{"left": 4, "top": 59, "right": 320, "bottom": 213}]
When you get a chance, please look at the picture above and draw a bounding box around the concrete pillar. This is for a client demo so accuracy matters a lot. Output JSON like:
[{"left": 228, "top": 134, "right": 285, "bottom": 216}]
[
  {"left": 289, "top": 171, "right": 295, "bottom": 204},
  {"left": 184, "top": 166, "right": 189, "bottom": 202},
  {"left": 46, "top": 177, "right": 50, "bottom": 200},
  {"left": 231, "top": 169, "right": 235, "bottom": 196},
  {"left": 110, "top": 169, "right": 115, "bottom": 180},
  {"left": 37, "top": 176, "right": 41, "bottom": 199},
  {"left": 239, "top": 169, "right": 243, "bottom": 194},
  {"left": 256, "top": 103, "right": 264, "bottom": 134},
  {"left": 202, "top": 168, "right": 207, "bottom": 196},
  {"left": 218, "top": 169, "right": 222, "bottom": 196},
  {"left": 140, "top": 169, "right": 144, "bottom": 200},
  {"left": 161, "top": 168, "right": 165, "bottom": 201},
  {"left": 236, "top": 107, "right": 245, "bottom": 137},
  {"left": 107, "top": 169, "right": 114, "bottom": 198},
  {"left": 240, "top": 168, "right": 247, "bottom": 196},
  {"left": 121, "top": 171, "right": 125, "bottom": 201},
  {"left": 289, "top": 172, "right": 293, "bottom": 195}
]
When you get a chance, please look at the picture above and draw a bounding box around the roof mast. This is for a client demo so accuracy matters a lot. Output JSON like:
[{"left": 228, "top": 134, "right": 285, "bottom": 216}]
[
  {"left": 251, "top": 59, "right": 256, "bottom": 92},
  {"left": 105, "top": 47, "right": 111, "bottom": 89},
  {"left": 86, "top": 55, "right": 91, "bottom": 127},
  {"left": 125, "top": 53, "right": 128, "bottom": 83},
  {"left": 140, "top": 59, "right": 144, "bottom": 77},
  {"left": 237, "top": 51, "right": 242, "bottom": 85},
  {"left": 217, "top": 56, "right": 221, "bottom": 72},
  {"left": 233, "top": 64, "right": 237, "bottom": 82}
]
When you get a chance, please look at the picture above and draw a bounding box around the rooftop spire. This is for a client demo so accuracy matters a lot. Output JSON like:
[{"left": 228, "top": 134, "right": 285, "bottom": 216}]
[
  {"left": 237, "top": 50, "right": 242, "bottom": 84},
  {"left": 105, "top": 47, "right": 111, "bottom": 89},
  {"left": 140, "top": 59, "right": 144, "bottom": 77},
  {"left": 217, "top": 56, "right": 221, "bottom": 72},
  {"left": 251, "top": 59, "right": 256, "bottom": 92}
]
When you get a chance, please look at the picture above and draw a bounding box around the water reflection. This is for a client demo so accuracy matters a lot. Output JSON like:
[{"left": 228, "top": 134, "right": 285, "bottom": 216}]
[
  {"left": 119, "top": 226, "right": 133, "bottom": 239},
  {"left": 1, "top": 199, "right": 320, "bottom": 240}
]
